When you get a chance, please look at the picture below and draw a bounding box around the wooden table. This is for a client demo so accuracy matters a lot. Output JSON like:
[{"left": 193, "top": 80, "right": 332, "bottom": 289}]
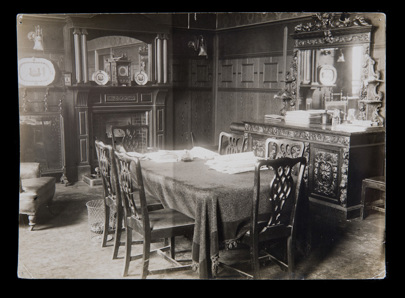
[
  {"left": 137, "top": 158, "right": 274, "bottom": 278},
  {"left": 136, "top": 157, "right": 310, "bottom": 278}
]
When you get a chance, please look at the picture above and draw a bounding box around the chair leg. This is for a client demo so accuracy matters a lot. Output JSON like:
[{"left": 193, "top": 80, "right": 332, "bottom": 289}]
[
  {"left": 287, "top": 236, "right": 295, "bottom": 279},
  {"left": 360, "top": 183, "right": 367, "bottom": 219},
  {"left": 142, "top": 234, "right": 151, "bottom": 279},
  {"left": 123, "top": 226, "right": 132, "bottom": 277},
  {"left": 28, "top": 215, "right": 36, "bottom": 231},
  {"left": 251, "top": 243, "right": 261, "bottom": 279},
  {"left": 112, "top": 206, "right": 123, "bottom": 259},
  {"left": 170, "top": 237, "right": 175, "bottom": 259},
  {"left": 101, "top": 204, "right": 110, "bottom": 248}
]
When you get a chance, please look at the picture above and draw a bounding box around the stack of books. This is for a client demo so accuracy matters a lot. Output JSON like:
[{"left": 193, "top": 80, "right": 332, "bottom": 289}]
[
  {"left": 264, "top": 114, "right": 285, "bottom": 122},
  {"left": 284, "top": 110, "right": 324, "bottom": 125}
]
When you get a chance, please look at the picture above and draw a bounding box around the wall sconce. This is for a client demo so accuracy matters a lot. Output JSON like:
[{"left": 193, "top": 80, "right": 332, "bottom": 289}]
[
  {"left": 188, "top": 35, "right": 208, "bottom": 59},
  {"left": 28, "top": 25, "right": 44, "bottom": 51}
]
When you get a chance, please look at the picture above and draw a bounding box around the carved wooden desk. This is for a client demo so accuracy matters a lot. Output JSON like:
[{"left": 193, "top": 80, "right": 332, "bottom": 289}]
[{"left": 243, "top": 121, "right": 385, "bottom": 219}]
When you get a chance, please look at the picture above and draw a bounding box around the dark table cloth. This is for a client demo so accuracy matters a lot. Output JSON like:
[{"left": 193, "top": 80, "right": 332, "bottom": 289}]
[{"left": 136, "top": 158, "right": 275, "bottom": 278}]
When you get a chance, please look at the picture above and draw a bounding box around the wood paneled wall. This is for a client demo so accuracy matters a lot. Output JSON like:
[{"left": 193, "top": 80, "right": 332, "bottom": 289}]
[
  {"left": 171, "top": 20, "right": 299, "bottom": 148},
  {"left": 213, "top": 21, "right": 298, "bottom": 143},
  {"left": 172, "top": 57, "right": 214, "bottom": 149}
]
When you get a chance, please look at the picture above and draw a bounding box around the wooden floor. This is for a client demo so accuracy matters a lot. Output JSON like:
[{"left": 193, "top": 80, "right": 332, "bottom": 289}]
[{"left": 17, "top": 181, "right": 386, "bottom": 280}]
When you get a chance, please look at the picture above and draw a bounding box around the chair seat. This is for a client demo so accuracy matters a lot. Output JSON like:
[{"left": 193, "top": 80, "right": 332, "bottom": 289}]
[
  {"left": 22, "top": 177, "right": 55, "bottom": 194},
  {"left": 21, "top": 177, "right": 56, "bottom": 207},
  {"left": 106, "top": 193, "right": 163, "bottom": 210},
  {"left": 240, "top": 223, "right": 292, "bottom": 244},
  {"left": 150, "top": 208, "right": 194, "bottom": 231},
  {"left": 128, "top": 208, "right": 194, "bottom": 236}
]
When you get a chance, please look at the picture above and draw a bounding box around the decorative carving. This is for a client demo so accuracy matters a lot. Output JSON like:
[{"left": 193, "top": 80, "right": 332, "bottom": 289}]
[
  {"left": 219, "top": 132, "right": 246, "bottom": 155},
  {"left": 360, "top": 47, "right": 384, "bottom": 102},
  {"left": 302, "top": 142, "right": 310, "bottom": 185},
  {"left": 267, "top": 163, "right": 294, "bottom": 226},
  {"left": 313, "top": 148, "right": 339, "bottom": 198},
  {"left": 294, "top": 13, "right": 371, "bottom": 33},
  {"left": 294, "top": 32, "right": 370, "bottom": 47},
  {"left": 245, "top": 123, "right": 350, "bottom": 146},
  {"left": 95, "top": 141, "right": 116, "bottom": 202},
  {"left": 252, "top": 138, "right": 266, "bottom": 157},
  {"left": 339, "top": 147, "right": 349, "bottom": 207},
  {"left": 106, "top": 94, "right": 137, "bottom": 102},
  {"left": 292, "top": 13, "right": 373, "bottom": 57},
  {"left": 274, "top": 49, "right": 298, "bottom": 114},
  {"left": 371, "top": 104, "right": 384, "bottom": 126}
]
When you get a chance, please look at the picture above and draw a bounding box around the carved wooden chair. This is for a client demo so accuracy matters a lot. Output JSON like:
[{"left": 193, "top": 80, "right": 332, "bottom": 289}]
[
  {"left": 265, "top": 138, "right": 305, "bottom": 160},
  {"left": 95, "top": 140, "right": 163, "bottom": 260},
  {"left": 95, "top": 140, "right": 123, "bottom": 258},
  {"left": 218, "top": 132, "right": 247, "bottom": 155},
  {"left": 111, "top": 124, "right": 150, "bottom": 153},
  {"left": 114, "top": 151, "right": 195, "bottom": 278},
  {"left": 217, "top": 157, "right": 307, "bottom": 279}
]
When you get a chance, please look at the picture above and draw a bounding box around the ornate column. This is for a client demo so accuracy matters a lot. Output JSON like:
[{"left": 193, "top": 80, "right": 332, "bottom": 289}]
[
  {"left": 155, "top": 33, "right": 168, "bottom": 84},
  {"left": 81, "top": 29, "right": 88, "bottom": 83},
  {"left": 73, "top": 28, "right": 82, "bottom": 83},
  {"left": 156, "top": 34, "right": 162, "bottom": 83},
  {"left": 162, "top": 34, "right": 168, "bottom": 84}
]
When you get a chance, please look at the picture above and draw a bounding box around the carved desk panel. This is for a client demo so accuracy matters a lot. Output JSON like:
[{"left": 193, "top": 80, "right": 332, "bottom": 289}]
[{"left": 244, "top": 121, "right": 385, "bottom": 219}]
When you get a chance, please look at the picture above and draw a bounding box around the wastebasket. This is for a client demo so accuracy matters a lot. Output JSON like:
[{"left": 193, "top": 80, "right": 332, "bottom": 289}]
[{"left": 86, "top": 199, "right": 116, "bottom": 242}]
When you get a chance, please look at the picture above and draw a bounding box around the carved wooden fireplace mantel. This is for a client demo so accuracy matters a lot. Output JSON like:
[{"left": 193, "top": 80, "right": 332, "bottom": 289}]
[
  {"left": 243, "top": 120, "right": 385, "bottom": 219},
  {"left": 71, "top": 85, "right": 168, "bottom": 179}
]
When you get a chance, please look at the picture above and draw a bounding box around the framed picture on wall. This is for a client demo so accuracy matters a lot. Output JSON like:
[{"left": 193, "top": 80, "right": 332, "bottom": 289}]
[{"left": 63, "top": 72, "right": 72, "bottom": 86}]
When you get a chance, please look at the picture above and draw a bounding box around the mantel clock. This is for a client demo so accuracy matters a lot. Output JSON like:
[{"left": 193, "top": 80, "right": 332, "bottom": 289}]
[{"left": 116, "top": 60, "right": 132, "bottom": 86}]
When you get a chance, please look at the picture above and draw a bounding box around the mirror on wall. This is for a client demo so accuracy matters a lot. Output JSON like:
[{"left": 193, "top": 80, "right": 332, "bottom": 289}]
[
  {"left": 284, "top": 13, "right": 384, "bottom": 126},
  {"left": 87, "top": 35, "right": 152, "bottom": 86},
  {"left": 298, "top": 45, "right": 365, "bottom": 114}
]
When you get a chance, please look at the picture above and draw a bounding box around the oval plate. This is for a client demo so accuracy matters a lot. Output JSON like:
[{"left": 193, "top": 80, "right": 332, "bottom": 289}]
[
  {"left": 18, "top": 58, "right": 56, "bottom": 86},
  {"left": 92, "top": 70, "right": 109, "bottom": 85},
  {"left": 134, "top": 71, "right": 148, "bottom": 85},
  {"left": 319, "top": 64, "right": 337, "bottom": 86}
]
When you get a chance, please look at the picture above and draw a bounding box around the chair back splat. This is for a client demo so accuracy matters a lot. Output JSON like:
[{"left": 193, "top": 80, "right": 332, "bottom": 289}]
[
  {"left": 114, "top": 151, "right": 194, "bottom": 278},
  {"left": 217, "top": 157, "right": 307, "bottom": 279},
  {"left": 265, "top": 138, "right": 305, "bottom": 160},
  {"left": 114, "top": 151, "right": 149, "bottom": 230},
  {"left": 111, "top": 124, "right": 150, "bottom": 153},
  {"left": 218, "top": 132, "right": 247, "bottom": 155},
  {"left": 94, "top": 140, "right": 124, "bottom": 259}
]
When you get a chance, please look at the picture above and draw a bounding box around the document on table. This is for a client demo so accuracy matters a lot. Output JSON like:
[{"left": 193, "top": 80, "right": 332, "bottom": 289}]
[
  {"left": 143, "top": 150, "right": 184, "bottom": 163},
  {"left": 189, "top": 146, "right": 219, "bottom": 160},
  {"left": 205, "top": 151, "right": 259, "bottom": 174},
  {"left": 126, "top": 147, "right": 219, "bottom": 163}
]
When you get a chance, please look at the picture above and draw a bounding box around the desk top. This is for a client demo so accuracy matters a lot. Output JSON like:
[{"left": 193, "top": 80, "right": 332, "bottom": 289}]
[{"left": 244, "top": 120, "right": 385, "bottom": 136}]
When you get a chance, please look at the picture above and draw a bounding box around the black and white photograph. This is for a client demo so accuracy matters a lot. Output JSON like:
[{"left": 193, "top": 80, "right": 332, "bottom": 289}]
[{"left": 17, "top": 12, "right": 386, "bottom": 280}]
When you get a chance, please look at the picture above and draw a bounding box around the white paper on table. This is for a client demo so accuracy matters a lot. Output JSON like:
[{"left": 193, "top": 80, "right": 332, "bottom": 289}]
[
  {"left": 189, "top": 146, "right": 219, "bottom": 160},
  {"left": 205, "top": 151, "right": 259, "bottom": 174},
  {"left": 143, "top": 150, "right": 185, "bottom": 163},
  {"left": 126, "top": 151, "right": 147, "bottom": 159}
]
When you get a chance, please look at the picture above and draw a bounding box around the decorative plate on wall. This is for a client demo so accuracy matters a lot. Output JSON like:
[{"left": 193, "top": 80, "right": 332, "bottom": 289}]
[
  {"left": 92, "top": 70, "right": 109, "bottom": 85},
  {"left": 18, "top": 57, "right": 56, "bottom": 86},
  {"left": 134, "top": 70, "right": 148, "bottom": 85},
  {"left": 318, "top": 64, "right": 337, "bottom": 86}
]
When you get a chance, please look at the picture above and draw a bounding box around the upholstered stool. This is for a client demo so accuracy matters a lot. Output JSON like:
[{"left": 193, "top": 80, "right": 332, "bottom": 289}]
[
  {"left": 20, "top": 163, "right": 56, "bottom": 230},
  {"left": 360, "top": 176, "right": 385, "bottom": 219}
]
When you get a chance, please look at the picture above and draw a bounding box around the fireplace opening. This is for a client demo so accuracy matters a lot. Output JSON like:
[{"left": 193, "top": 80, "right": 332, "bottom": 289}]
[{"left": 91, "top": 111, "right": 150, "bottom": 168}]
